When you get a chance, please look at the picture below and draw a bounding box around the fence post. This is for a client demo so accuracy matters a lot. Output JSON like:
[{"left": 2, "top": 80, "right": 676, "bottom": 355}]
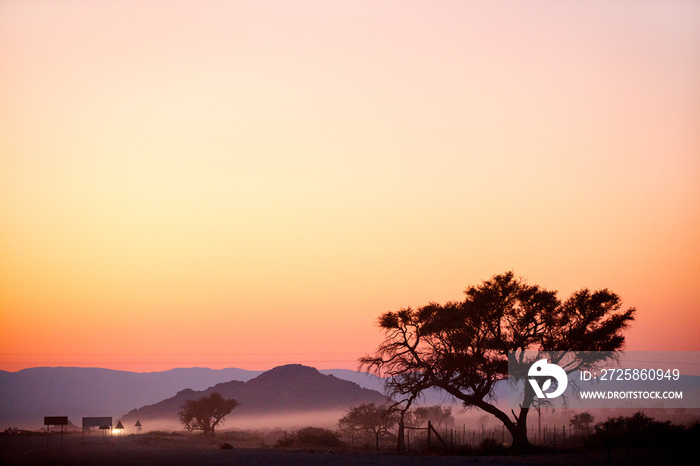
[
  {"left": 427, "top": 421, "right": 432, "bottom": 449},
  {"left": 562, "top": 425, "right": 566, "bottom": 449},
  {"left": 427, "top": 421, "right": 448, "bottom": 449}
]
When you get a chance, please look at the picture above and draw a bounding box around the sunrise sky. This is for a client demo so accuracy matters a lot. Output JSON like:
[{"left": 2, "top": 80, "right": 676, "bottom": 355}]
[{"left": 1, "top": 0, "right": 699, "bottom": 373}]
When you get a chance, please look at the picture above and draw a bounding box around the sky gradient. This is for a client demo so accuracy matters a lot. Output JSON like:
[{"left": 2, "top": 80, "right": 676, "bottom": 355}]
[{"left": 1, "top": 0, "right": 699, "bottom": 372}]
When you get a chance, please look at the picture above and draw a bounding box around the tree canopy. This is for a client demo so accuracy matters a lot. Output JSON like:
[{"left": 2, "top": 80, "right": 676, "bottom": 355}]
[
  {"left": 570, "top": 412, "right": 595, "bottom": 435},
  {"left": 406, "top": 405, "right": 455, "bottom": 430},
  {"left": 338, "top": 403, "right": 399, "bottom": 449},
  {"left": 361, "top": 271, "right": 635, "bottom": 450},
  {"left": 178, "top": 392, "right": 239, "bottom": 437}
]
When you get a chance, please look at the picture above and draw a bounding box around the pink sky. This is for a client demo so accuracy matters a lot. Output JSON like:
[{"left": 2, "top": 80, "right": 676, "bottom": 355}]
[{"left": 1, "top": 1, "right": 699, "bottom": 372}]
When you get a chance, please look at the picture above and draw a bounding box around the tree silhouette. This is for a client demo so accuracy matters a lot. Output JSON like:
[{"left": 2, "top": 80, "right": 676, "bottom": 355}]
[
  {"left": 570, "top": 412, "right": 595, "bottom": 436},
  {"left": 361, "top": 271, "right": 635, "bottom": 451},
  {"left": 338, "top": 403, "right": 399, "bottom": 449},
  {"left": 408, "top": 405, "right": 455, "bottom": 430},
  {"left": 178, "top": 392, "right": 239, "bottom": 437}
]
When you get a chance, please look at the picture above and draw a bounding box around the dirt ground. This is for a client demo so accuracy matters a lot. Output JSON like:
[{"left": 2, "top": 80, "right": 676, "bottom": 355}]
[{"left": 0, "top": 433, "right": 689, "bottom": 466}]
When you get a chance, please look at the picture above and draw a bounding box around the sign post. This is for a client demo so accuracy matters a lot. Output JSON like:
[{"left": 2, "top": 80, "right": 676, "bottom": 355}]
[
  {"left": 82, "top": 417, "right": 113, "bottom": 442},
  {"left": 114, "top": 420, "right": 124, "bottom": 439},
  {"left": 44, "top": 416, "right": 68, "bottom": 450}
]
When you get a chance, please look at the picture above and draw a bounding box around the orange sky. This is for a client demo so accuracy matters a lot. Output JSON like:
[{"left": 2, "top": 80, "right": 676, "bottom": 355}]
[{"left": 1, "top": 1, "right": 699, "bottom": 373}]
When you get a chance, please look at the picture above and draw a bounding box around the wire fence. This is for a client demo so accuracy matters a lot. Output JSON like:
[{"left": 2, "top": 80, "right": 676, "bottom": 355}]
[{"left": 399, "top": 422, "right": 589, "bottom": 452}]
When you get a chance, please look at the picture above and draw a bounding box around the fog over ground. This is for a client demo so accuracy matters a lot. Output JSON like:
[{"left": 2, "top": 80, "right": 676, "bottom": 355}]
[{"left": 134, "top": 409, "right": 349, "bottom": 434}]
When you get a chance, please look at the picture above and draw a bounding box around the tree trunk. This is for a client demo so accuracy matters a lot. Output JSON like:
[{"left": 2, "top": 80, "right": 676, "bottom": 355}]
[
  {"left": 508, "top": 407, "right": 531, "bottom": 453},
  {"left": 440, "top": 383, "right": 533, "bottom": 453},
  {"left": 471, "top": 397, "right": 532, "bottom": 453},
  {"left": 510, "top": 424, "right": 530, "bottom": 453}
]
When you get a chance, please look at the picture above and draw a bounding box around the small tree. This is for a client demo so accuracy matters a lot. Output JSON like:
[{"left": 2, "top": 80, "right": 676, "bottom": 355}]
[
  {"left": 338, "top": 403, "right": 399, "bottom": 449},
  {"left": 409, "top": 405, "right": 455, "bottom": 430},
  {"left": 570, "top": 412, "right": 595, "bottom": 436},
  {"left": 178, "top": 392, "right": 239, "bottom": 437}
]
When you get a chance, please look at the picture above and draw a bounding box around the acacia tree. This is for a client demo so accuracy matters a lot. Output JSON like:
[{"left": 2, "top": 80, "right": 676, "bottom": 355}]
[
  {"left": 361, "top": 272, "right": 635, "bottom": 451},
  {"left": 338, "top": 403, "right": 399, "bottom": 449},
  {"left": 408, "top": 405, "right": 455, "bottom": 430},
  {"left": 570, "top": 412, "right": 595, "bottom": 436},
  {"left": 178, "top": 392, "right": 239, "bottom": 437}
]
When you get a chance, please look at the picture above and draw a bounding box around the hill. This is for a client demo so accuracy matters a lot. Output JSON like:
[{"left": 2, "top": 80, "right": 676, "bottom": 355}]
[{"left": 120, "top": 364, "right": 390, "bottom": 428}]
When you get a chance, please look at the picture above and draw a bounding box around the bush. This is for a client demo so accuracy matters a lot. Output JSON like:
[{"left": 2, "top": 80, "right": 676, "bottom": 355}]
[
  {"left": 277, "top": 427, "right": 343, "bottom": 448},
  {"left": 146, "top": 430, "right": 185, "bottom": 436},
  {"left": 585, "top": 411, "right": 700, "bottom": 452},
  {"left": 2, "top": 427, "right": 38, "bottom": 436},
  {"left": 477, "top": 437, "right": 508, "bottom": 455}
]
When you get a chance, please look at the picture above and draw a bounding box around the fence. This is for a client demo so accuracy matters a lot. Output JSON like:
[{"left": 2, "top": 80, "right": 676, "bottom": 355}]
[{"left": 399, "top": 422, "right": 588, "bottom": 452}]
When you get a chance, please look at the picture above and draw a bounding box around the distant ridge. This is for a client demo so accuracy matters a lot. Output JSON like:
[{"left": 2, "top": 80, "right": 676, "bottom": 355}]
[
  {"left": 0, "top": 365, "right": 392, "bottom": 430},
  {"left": 0, "top": 364, "right": 459, "bottom": 431},
  {"left": 0, "top": 366, "right": 262, "bottom": 429},
  {"left": 120, "top": 364, "right": 390, "bottom": 425}
]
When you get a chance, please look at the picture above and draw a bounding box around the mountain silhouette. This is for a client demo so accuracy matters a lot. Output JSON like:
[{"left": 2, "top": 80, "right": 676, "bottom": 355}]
[
  {"left": 0, "top": 366, "right": 263, "bottom": 429},
  {"left": 120, "top": 364, "right": 390, "bottom": 424}
]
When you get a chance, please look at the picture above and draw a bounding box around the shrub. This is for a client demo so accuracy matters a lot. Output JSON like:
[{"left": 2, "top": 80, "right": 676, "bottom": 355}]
[
  {"left": 2, "top": 427, "right": 38, "bottom": 436},
  {"left": 477, "top": 437, "right": 508, "bottom": 455},
  {"left": 277, "top": 427, "right": 343, "bottom": 448},
  {"left": 585, "top": 411, "right": 700, "bottom": 452}
]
